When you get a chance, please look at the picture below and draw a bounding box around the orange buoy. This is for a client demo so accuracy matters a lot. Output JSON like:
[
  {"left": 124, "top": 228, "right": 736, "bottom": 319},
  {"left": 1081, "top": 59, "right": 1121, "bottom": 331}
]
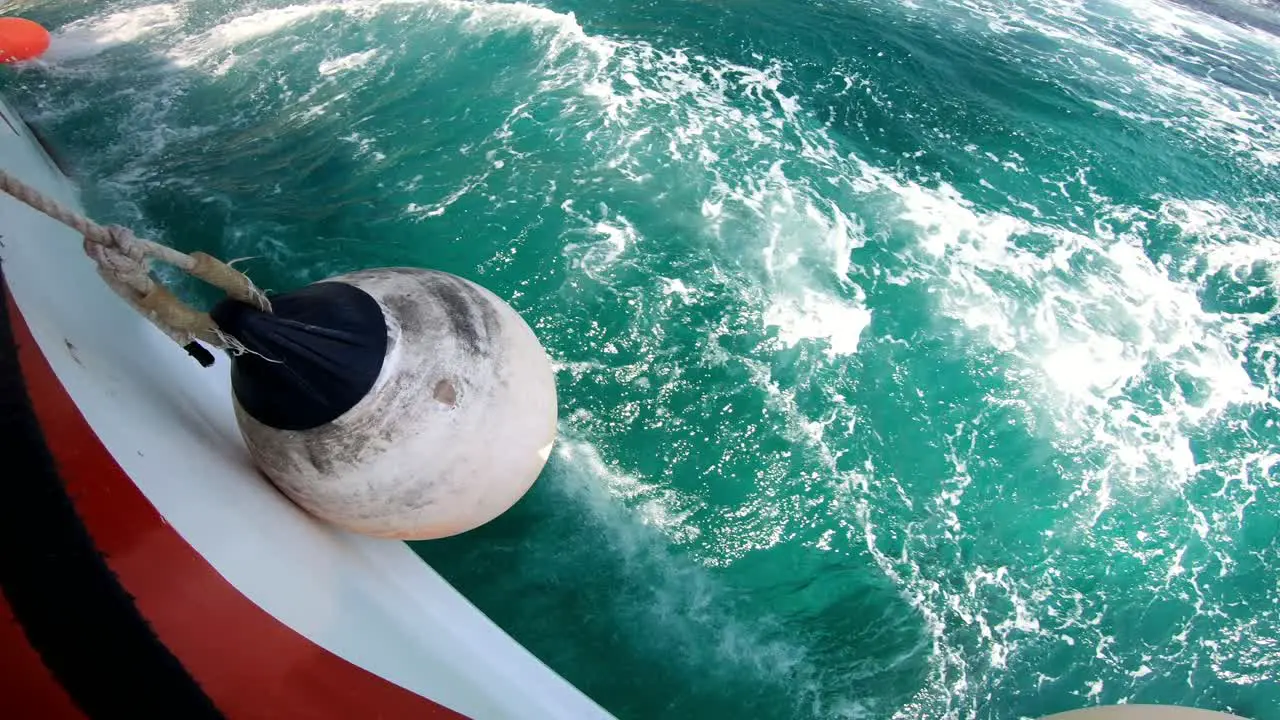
[{"left": 0, "top": 18, "right": 50, "bottom": 64}]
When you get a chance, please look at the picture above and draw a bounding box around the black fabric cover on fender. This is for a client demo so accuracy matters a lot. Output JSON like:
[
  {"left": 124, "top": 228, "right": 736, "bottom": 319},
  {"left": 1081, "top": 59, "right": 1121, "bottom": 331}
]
[{"left": 211, "top": 282, "right": 388, "bottom": 432}]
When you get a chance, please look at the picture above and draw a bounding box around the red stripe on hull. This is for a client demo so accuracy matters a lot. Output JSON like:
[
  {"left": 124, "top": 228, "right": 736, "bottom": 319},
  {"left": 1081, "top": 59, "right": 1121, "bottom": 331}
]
[
  {"left": 7, "top": 293, "right": 465, "bottom": 719},
  {"left": 0, "top": 590, "right": 85, "bottom": 720}
]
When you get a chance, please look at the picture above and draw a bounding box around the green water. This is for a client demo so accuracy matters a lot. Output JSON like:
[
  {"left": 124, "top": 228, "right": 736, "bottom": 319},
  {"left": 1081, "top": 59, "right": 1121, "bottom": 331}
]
[{"left": 4, "top": 0, "right": 1280, "bottom": 717}]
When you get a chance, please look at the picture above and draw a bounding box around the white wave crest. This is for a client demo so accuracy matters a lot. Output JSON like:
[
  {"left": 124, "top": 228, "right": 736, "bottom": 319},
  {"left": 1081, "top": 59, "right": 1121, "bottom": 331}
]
[
  {"left": 318, "top": 48, "right": 379, "bottom": 75},
  {"left": 46, "top": 3, "right": 185, "bottom": 61}
]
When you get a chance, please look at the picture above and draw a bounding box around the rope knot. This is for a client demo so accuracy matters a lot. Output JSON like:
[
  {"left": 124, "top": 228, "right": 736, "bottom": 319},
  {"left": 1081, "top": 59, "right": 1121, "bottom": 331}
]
[
  {"left": 83, "top": 228, "right": 152, "bottom": 299},
  {"left": 2, "top": 167, "right": 272, "bottom": 364},
  {"left": 103, "top": 224, "right": 149, "bottom": 262},
  {"left": 83, "top": 229, "right": 217, "bottom": 347}
]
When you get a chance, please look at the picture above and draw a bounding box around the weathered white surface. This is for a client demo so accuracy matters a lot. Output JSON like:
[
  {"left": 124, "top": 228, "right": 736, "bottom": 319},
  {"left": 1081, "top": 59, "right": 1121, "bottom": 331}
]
[
  {"left": 0, "top": 93, "right": 608, "bottom": 720},
  {"left": 1041, "top": 706, "right": 1246, "bottom": 719},
  {"left": 238, "top": 268, "right": 558, "bottom": 539}
]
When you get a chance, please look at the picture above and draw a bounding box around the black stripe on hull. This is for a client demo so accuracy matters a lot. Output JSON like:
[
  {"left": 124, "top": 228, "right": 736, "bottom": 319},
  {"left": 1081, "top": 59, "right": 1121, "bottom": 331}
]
[{"left": 0, "top": 265, "right": 223, "bottom": 719}]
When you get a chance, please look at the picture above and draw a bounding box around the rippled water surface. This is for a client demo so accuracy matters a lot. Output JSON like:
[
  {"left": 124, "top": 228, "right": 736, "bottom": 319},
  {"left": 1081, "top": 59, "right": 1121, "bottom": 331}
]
[{"left": 3, "top": 0, "right": 1279, "bottom": 717}]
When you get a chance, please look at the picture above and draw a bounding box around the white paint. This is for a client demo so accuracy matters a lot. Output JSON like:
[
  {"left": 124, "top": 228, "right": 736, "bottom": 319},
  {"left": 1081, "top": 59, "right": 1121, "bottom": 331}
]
[
  {"left": 237, "top": 268, "right": 558, "bottom": 539},
  {"left": 0, "top": 94, "right": 609, "bottom": 719}
]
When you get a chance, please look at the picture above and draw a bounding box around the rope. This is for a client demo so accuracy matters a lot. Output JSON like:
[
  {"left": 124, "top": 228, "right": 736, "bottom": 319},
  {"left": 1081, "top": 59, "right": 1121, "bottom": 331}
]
[{"left": 0, "top": 168, "right": 271, "bottom": 355}]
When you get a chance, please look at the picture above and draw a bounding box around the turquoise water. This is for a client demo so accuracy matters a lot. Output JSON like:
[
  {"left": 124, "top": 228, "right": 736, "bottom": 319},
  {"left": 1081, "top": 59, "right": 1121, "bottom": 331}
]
[{"left": 4, "top": 0, "right": 1280, "bottom": 717}]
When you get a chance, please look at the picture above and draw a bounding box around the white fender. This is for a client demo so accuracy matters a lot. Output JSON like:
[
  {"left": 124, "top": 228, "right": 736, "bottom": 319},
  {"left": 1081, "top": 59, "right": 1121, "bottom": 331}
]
[{"left": 235, "top": 268, "right": 557, "bottom": 539}]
